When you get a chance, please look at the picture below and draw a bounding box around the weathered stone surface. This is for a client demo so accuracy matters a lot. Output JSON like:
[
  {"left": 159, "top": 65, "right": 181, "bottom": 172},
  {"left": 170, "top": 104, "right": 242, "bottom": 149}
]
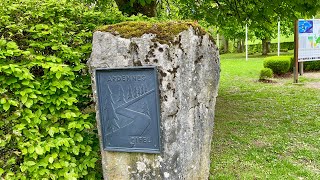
[{"left": 88, "top": 25, "right": 220, "bottom": 180}]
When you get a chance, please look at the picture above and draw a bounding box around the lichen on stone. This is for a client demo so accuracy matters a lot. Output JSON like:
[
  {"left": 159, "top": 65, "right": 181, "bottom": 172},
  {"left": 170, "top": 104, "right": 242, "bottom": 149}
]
[{"left": 96, "top": 21, "right": 208, "bottom": 44}]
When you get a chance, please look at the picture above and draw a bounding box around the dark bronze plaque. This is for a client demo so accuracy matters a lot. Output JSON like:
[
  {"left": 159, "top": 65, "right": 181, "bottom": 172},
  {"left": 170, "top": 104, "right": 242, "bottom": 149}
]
[{"left": 95, "top": 67, "right": 161, "bottom": 153}]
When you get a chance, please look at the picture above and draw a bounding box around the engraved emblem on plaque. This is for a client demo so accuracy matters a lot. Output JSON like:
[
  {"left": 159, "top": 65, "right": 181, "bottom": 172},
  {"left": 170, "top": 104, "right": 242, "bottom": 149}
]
[{"left": 95, "top": 67, "right": 161, "bottom": 153}]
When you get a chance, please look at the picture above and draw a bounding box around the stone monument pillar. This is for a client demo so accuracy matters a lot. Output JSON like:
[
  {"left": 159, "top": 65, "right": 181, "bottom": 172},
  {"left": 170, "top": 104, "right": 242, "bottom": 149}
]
[{"left": 88, "top": 22, "right": 220, "bottom": 180}]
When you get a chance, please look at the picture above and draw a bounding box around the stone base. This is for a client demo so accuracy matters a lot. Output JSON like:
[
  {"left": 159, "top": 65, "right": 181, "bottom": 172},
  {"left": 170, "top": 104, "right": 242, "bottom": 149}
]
[{"left": 88, "top": 25, "right": 220, "bottom": 180}]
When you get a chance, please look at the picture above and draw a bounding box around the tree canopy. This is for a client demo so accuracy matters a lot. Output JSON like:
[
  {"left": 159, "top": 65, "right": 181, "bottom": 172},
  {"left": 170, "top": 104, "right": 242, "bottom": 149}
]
[{"left": 93, "top": 0, "right": 320, "bottom": 53}]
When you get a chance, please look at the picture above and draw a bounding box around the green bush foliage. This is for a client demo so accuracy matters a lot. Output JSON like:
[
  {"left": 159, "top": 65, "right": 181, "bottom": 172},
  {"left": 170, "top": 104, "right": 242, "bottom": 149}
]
[
  {"left": 0, "top": 0, "right": 124, "bottom": 179},
  {"left": 248, "top": 43, "right": 262, "bottom": 54},
  {"left": 290, "top": 56, "right": 295, "bottom": 71},
  {"left": 290, "top": 57, "right": 320, "bottom": 72},
  {"left": 263, "top": 56, "right": 291, "bottom": 75},
  {"left": 269, "top": 42, "right": 294, "bottom": 52},
  {"left": 304, "top": 60, "right": 320, "bottom": 71},
  {"left": 248, "top": 42, "right": 294, "bottom": 54},
  {"left": 259, "top": 68, "right": 273, "bottom": 80}
]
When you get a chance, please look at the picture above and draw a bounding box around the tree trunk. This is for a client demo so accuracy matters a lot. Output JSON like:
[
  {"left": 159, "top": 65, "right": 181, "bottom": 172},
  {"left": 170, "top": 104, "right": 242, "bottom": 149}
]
[
  {"left": 237, "top": 39, "right": 244, "bottom": 53},
  {"left": 223, "top": 37, "right": 229, "bottom": 53},
  {"left": 237, "top": 39, "right": 241, "bottom": 53},
  {"left": 267, "top": 41, "right": 271, "bottom": 53},
  {"left": 115, "top": 0, "right": 157, "bottom": 17},
  {"left": 262, "top": 38, "right": 268, "bottom": 55}
]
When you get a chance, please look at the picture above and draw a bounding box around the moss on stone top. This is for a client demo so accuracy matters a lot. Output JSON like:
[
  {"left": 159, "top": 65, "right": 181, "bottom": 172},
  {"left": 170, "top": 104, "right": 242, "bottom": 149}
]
[{"left": 96, "top": 21, "right": 208, "bottom": 44}]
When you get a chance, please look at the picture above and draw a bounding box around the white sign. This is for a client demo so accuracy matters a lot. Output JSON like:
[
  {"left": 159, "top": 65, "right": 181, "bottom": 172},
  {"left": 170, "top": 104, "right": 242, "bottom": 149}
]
[{"left": 298, "top": 19, "right": 320, "bottom": 62}]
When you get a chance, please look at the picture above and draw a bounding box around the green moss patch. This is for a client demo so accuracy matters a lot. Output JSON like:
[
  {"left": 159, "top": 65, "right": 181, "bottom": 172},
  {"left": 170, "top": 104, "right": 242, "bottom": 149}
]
[{"left": 97, "top": 21, "right": 208, "bottom": 44}]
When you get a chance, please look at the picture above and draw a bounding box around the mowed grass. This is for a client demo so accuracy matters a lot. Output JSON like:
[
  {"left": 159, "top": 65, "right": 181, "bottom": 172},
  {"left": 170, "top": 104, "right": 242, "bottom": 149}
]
[{"left": 210, "top": 53, "right": 320, "bottom": 179}]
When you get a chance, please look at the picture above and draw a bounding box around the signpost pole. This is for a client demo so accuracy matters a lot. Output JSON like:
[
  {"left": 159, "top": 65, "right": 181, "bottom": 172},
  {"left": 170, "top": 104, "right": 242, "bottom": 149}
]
[
  {"left": 278, "top": 19, "right": 280, "bottom": 56},
  {"left": 294, "top": 20, "right": 299, "bottom": 83},
  {"left": 246, "top": 24, "right": 248, "bottom": 61},
  {"left": 299, "top": 62, "right": 304, "bottom": 75}
]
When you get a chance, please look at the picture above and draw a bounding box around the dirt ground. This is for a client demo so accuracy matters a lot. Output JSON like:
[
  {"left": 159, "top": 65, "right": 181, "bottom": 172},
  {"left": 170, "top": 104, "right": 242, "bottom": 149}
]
[
  {"left": 269, "top": 72, "right": 320, "bottom": 89},
  {"left": 302, "top": 72, "right": 320, "bottom": 89}
]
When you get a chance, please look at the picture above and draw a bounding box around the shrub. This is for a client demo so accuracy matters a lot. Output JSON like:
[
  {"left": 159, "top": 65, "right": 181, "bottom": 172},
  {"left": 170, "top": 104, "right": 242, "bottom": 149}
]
[
  {"left": 280, "top": 49, "right": 288, "bottom": 52},
  {"left": 248, "top": 44, "right": 262, "bottom": 54},
  {"left": 289, "top": 57, "right": 320, "bottom": 72},
  {"left": 259, "top": 68, "right": 273, "bottom": 80},
  {"left": 263, "top": 56, "right": 291, "bottom": 75},
  {"left": 290, "top": 56, "right": 296, "bottom": 71},
  {"left": 0, "top": 0, "right": 124, "bottom": 179},
  {"left": 304, "top": 60, "right": 320, "bottom": 71},
  {"left": 249, "top": 42, "right": 294, "bottom": 53}
]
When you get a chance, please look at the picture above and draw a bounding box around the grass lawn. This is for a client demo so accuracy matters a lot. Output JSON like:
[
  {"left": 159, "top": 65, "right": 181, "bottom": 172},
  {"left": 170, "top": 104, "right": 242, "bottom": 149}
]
[{"left": 210, "top": 53, "right": 320, "bottom": 179}]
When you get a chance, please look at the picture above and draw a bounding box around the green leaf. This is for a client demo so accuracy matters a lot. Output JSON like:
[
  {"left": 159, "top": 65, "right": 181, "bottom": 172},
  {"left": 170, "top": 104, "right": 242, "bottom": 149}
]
[
  {"left": 6, "top": 77, "right": 17, "bottom": 84},
  {"left": 6, "top": 41, "right": 18, "bottom": 50},
  {"left": 0, "top": 39, "right": 6, "bottom": 47},
  {"left": 21, "top": 148, "right": 28, "bottom": 155},
  {"left": 21, "top": 165, "right": 27, "bottom": 172},
  {"left": 0, "top": 98, "right": 6, "bottom": 104},
  {"left": 65, "top": 112, "right": 71, "bottom": 119},
  {"left": 29, "top": 94, "right": 37, "bottom": 99},
  {"left": 15, "top": 124, "right": 26, "bottom": 131},
  {"left": 20, "top": 90, "right": 26, "bottom": 96},
  {"left": 139, "top": 0, "right": 146, "bottom": 6},
  {"left": 22, "top": 51, "right": 31, "bottom": 56},
  {"left": 49, "top": 157, "right": 54, "bottom": 164},
  {"left": 21, "top": 95, "right": 28, "bottom": 104},
  {"left": 38, "top": 159, "right": 48, "bottom": 167},
  {"left": 35, "top": 146, "right": 44, "bottom": 155},
  {"left": 3, "top": 102, "right": 10, "bottom": 111},
  {"left": 48, "top": 127, "right": 56, "bottom": 137},
  {"left": 51, "top": 46, "right": 59, "bottom": 50},
  {"left": 56, "top": 71, "right": 62, "bottom": 79},
  {"left": 9, "top": 100, "right": 18, "bottom": 106},
  {"left": 28, "top": 146, "right": 35, "bottom": 154},
  {"left": 72, "top": 146, "right": 79, "bottom": 155},
  {"left": 0, "top": 168, "right": 4, "bottom": 176},
  {"left": 6, "top": 50, "right": 14, "bottom": 56},
  {"left": 25, "top": 161, "right": 36, "bottom": 166},
  {"left": 53, "top": 162, "right": 62, "bottom": 169},
  {"left": 44, "top": 143, "right": 51, "bottom": 151},
  {"left": 72, "top": 65, "right": 84, "bottom": 71},
  {"left": 25, "top": 99, "right": 33, "bottom": 108},
  {"left": 74, "top": 133, "right": 83, "bottom": 142},
  {"left": 130, "top": 0, "right": 135, "bottom": 6},
  {"left": 50, "top": 86, "right": 56, "bottom": 92}
]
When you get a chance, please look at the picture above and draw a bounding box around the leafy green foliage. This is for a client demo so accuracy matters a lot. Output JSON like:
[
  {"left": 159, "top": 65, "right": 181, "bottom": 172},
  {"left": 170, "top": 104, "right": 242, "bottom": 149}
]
[
  {"left": 174, "top": 0, "right": 320, "bottom": 55},
  {"left": 259, "top": 68, "right": 273, "bottom": 80},
  {"left": 247, "top": 42, "right": 294, "bottom": 55},
  {"left": 88, "top": 0, "right": 158, "bottom": 17},
  {"left": 263, "top": 56, "right": 291, "bottom": 75},
  {"left": 0, "top": 0, "right": 124, "bottom": 179},
  {"left": 304, "top": 61, "right": 320, "bottom": 71}
]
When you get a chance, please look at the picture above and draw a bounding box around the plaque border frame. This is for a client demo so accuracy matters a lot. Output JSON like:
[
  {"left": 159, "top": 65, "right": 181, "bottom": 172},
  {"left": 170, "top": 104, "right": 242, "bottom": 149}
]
[{"left": 95, "top": 66, "right": 161, "bottom": 154}]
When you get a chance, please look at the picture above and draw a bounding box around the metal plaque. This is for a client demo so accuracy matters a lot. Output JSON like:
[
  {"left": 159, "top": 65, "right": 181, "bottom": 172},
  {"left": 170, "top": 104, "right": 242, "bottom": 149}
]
[{"left": 95, "top": 67, "right": 161, "bottom": 153}]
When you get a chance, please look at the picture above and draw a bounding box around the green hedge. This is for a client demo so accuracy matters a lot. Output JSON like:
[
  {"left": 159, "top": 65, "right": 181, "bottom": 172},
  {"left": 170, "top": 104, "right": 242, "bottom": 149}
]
[
  {"left": 269, "top": 42, "right": 294, "bottom": 52},
  {"left": 304, "top": 61, "right": 320, "bottom": 71},
  {"left": 248, "top": 42, "right": 294, "bottom": 54},
  {"left": 259, "top": 68, "right": 273, "bottom": 80},
  {"left": 290, "top": 57, "right": 320, "bottom": 72},
  {"left": 0, "top": 0, "right": 124, "bottom": 179},
  {"left": 263, "top": 56, "right": 292, "bottom": 75}
]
